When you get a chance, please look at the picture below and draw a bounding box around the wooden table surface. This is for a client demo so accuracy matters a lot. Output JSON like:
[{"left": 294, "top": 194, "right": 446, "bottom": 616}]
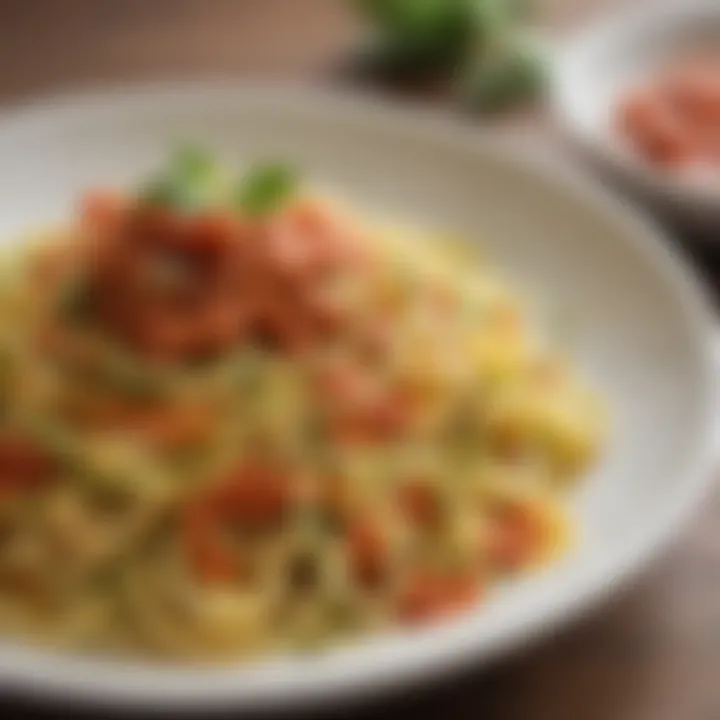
[{"left": 0, "top": 2, "right": 717, "bottom": 719}]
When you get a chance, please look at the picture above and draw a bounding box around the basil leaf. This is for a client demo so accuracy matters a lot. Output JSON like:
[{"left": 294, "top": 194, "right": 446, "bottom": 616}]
[
  {"left": 235, "top": 163, "right": 297, "bottom": 216},
  {"left": 357, "top": 0, "right": 481, "bottom": 73},
  {"left": 462, "top": 40, "right": 546, "bottom": 114},
  {"left": 171, "top": 144, "right": 216, "bottom": 180},
  {"left": 138, "top": 145, "right": 220, "bottom": 210}
]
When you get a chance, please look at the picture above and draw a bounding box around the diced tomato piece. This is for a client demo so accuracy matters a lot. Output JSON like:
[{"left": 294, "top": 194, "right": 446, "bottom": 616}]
[
  {"left": 132, "top": 206, "right": 189, "bottom": 246},
  {"left": 665, "top": 69, "right": 720, "bottom": 123},
  {"left": 398, "top": 479, "right": 440, "bottom": 527},
  {"left": 137, "top": 404, "right": 215, "bottom": 449},
  {"left": 80, "top": 190, "right": 127, "bottom": 231},
  {"left": 330, "top": 417, "right": 371, "bottom": 447},
  {"left": 216, "top": 465, "right": 291, "bottom": 530},
  {"left": 185, "top": 213, "right": 238, "bottom": 255},
  {"left": 356, "top": 317, "right": 392, "bottom": 363},
  {"left": 330, "top": 388, "right": 413, "bottom": 446},
  {"left": 250, "top": 292, "right": 311, "bottom": 354},
  {"left": 182, "top": 502, "right": 239, "bottom": 583},
  {"left": 397, "top": 571, "right": 479, "bottom": 624},
  {"left": 0, "top": 435, "right": 56, "bottom": 493},
  {"left": 368, "top": 389, "right": 415, "bottom": 439},
  {"left": 346, "top": 517, "right": 388, "bottom": 587},
  {"left": 315, "top": 363, "right": 372, "bottom": 405},
  {"left": 618, "top": 85, "right": 696, "bottom": 166},
  {"left": 183, "top": 463, "right": 293, "bottom": 583},
  {"left": 618, "top": 88, "right": 659, "bottom": 136},
  {"left": 486, "top": 503, "right": 543, "bottom": 570}
]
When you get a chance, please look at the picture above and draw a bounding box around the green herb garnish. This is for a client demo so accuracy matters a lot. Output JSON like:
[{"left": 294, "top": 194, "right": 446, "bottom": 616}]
[
  {"left": 462, "top": 39, "right": 546, "bottom": 114},
  {"left": 354, "top": 0, "right": 544, "bottom": 113},
  {"left": 234, "top": 163, "right": 298, "bottom": 216},
  {"left": 356, "top": 0, "right": 483, "bottom": 75},
  {"left": 139, "top": 144, "right": 221, "bottom": 211}
]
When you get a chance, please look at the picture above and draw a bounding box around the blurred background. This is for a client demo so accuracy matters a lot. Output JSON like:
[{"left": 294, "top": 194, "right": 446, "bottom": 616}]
[
  {"left": 0, "top": 1, "right": 717, "bottom": 719},
  {"left": 0, "top": 0, "right": 625, "bottom": 99}
]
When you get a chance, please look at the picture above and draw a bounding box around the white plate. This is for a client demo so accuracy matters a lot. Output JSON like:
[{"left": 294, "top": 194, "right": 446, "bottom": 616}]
[
  {"left": 0, "top": 84, "right": 716, "bottom": 711},
  {"left": 550, "top": 0, "right": 720, "bottom": 228}
]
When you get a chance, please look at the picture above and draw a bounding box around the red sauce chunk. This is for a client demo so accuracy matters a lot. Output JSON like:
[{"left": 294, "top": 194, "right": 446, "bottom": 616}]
[
  {"left": 75, "top": 195, "right": 366, "bottom": 362},
  {"left": 617, "top": 57, "right": 720, "bottom": 169}
]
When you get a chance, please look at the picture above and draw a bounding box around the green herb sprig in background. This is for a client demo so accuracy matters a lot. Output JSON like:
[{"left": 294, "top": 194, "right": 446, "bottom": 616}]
[{"left": 354, "top": 0, "right": 546, "bottom": 113}]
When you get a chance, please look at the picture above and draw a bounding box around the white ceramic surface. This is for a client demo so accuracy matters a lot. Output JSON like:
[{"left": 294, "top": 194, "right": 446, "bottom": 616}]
[
  {"left": 550, "top": 0, "right": 720, "bottom": 226},
  {"left": 0, "top": 84, "right": 716, "bottom": 711}
]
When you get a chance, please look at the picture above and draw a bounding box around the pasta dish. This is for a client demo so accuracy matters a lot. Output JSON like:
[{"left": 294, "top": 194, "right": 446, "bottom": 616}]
[{"left": 0, "top": 150, "right": 603, "bottom": 659}]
